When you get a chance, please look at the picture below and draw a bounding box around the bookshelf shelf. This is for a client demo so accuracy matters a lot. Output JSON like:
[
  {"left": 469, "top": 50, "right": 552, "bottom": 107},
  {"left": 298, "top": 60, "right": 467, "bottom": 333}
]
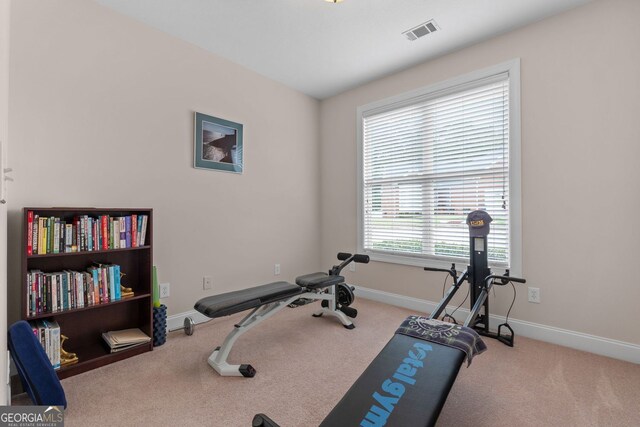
[
  {"left": 26, "top": 245, "right": 151, "bottom": 259},
  {"left": 22, "top": 207, "right": 154, "bottom": 379},
  {"left": 25, "top": 293, "right": 151, "bottom": 321},
  {"left": 56, "top": 341, "right": 152, "bottom": 380}
]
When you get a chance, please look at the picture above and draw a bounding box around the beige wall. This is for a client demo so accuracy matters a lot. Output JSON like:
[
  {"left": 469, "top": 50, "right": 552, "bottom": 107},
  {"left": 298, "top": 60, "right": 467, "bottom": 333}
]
[
  {"left": 6, "top": 0, "right": 321, "bottom": 323},
  {"left": 320, "top": 0, "right": 640, "bottom": 344}
]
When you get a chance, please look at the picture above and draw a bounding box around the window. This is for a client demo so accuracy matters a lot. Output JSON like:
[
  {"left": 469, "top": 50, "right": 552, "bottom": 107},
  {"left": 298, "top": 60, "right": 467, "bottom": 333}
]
[{"left": 357, "top": 60, "right": 521, "bottom": 272}]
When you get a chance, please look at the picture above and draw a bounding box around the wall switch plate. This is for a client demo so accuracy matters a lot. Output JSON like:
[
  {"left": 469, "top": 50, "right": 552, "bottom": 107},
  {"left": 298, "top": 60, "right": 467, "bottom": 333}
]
[
  {"left": 159, "top": 282, "right": 170, "bottom": 299},
  {"left": 203, "top": 276, "right": 213, "bottom": 290},
  {"left": 349, "top": 263, "right": 356, "bottom": 272},
  {"left": 274, "top": 264, "right": 281, "bottom": 275},
  {"left": 528, "top": 287, "right": 540, "bottom": 303}
]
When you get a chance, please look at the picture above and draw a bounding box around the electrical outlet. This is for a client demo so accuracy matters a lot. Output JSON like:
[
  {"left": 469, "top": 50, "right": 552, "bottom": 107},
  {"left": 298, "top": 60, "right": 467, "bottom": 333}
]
[
  {"left": 203, "top": 276, "right": 212, "bottom": 290},
  {"left": 159, "top": 282, "right": 170, "bottom": 299},
  {"left": 528, "top": 287, "right": 540, "bottom": 303},
  {"left": 349, "top": 263, "right": 356, "bottom": 272},
  {"left": 274, "top": 264, "right": 281, "bottom": 275}
]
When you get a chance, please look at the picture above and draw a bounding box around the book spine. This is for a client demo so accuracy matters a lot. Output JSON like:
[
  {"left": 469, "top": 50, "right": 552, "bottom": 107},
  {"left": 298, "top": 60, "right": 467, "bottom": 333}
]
[
  {"left": 49, "top": 274, "right": 56, "bottom": 313},
  {"left": 44, "top": 321, "right": 52, "bottom": 366},
  {"left": 140, "top": 215, "right": 148, "bottom": 246},
  {"left": 136, "top": 215, "right": 141, "bottom": 247},
  {"left": 27, "top": 211, "right": 34, "bottom": 255},
  {"left": 59, "top": 221, "right": 65, "bottom": 254},
  {"left": 109, "top": 265, "right": 116, "bottom": 302},
  {"left": 85, "top": 272, "right": 93, "bottom": 306},
  {"left": 125, "top": 216, "right": 131, "bottom": 248},
  {"left": 35, "top": 273, "right": 41, "bottom": 314},
  {"left": 38, "top": 218, "right": 47, "bottom": 255},
  {"left": 32, "top": 214, "right": 39, "bottom": 255},
  {"left": 26, "top": 273, "right": 32, "bottom": 317},
  {"left": 65, "top": 272, "right": 71, "bottom": 310},
  {"left": 93, "top": 270, "right": 99, "bottom": 305},
  {"left": 101, "top": 215, "right": 108, "bottom": 250},
  {"left": 102, "top": 267, "right": 108, "bottom": 302},
  {"left": 53, "top": 218, "right": 60, "bottom": 254},
  {"left": 86, "top": 217, "right": 92, "bottom": 252},
  {"left": 114, "top": 264, "right": 121, "bottom": 300},
  {"left": 51, "top": 321, "right": 60, "bottom": 370},
  {"left": 92, "top": 219, "right": 98, "bottom": 251},
  {"left": 72, "top": 218, "right": 78, "bottom": 252},
  {"left": 119, "top": 217, "right": 126, "bottom": 248},
  {"left": 47, "top": 218, "right": 53, "bottom": 254},
  {"left": 112, "top": 218, "right": 120, "bottom": 249},
  {"left": 131, "top": 214, "right": 138, "bottom": 248}
]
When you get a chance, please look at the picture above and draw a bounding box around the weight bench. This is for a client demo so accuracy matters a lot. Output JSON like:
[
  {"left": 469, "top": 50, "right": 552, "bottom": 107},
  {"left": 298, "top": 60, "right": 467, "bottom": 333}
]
[{"left": 194, "top": 253, "right": 369, "bottom": 377}]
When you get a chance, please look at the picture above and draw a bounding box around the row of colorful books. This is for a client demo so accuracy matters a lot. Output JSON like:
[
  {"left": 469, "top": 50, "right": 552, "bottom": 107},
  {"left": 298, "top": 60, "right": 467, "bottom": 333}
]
[
  {"left": 30, "top": 319, "right": 61, "bottom": 370},
  {"left": 26, "top": 212, "right": 149, "bottom": 255},
  {"left": 27, "top": 264, "right": 123, "bottom": 317}
]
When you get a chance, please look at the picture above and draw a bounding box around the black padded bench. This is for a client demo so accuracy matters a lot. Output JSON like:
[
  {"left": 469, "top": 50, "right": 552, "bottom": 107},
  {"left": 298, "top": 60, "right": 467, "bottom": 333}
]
[
  {"left": 320, "top": 334, "right": 465, "bottom": 427},
  {"left": 194, "top": 281, "right": 304, "bottom": 319},
  {"left": 194, "top": 272, "right": 352, "bottom": 377},
  {"left": 253, "top": 334, "right": 466, "bottom": 427}
]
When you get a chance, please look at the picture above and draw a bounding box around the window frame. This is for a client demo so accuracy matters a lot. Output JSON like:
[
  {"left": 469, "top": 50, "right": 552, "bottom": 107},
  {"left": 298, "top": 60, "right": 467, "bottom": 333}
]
[{"left": 356, "top": 59, "right": 522, "bottom": 275}]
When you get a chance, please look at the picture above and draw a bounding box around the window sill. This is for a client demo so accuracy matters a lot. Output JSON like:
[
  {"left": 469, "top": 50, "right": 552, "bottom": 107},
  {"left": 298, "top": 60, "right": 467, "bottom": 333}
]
[{"left": 362, "top": 250, "right": 513, "bottom": 276}]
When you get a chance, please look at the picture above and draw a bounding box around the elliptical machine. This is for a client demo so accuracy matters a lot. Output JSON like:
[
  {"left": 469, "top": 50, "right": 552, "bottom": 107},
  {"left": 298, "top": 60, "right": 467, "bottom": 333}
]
[{"left": 424, "top": 210, "right": 526, "bottom": 346}]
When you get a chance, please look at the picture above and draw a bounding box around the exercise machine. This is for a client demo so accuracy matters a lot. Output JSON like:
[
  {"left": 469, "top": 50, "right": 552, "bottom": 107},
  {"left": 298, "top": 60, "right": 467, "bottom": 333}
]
[
  {"left": 424, "top": 210, "right": 525, "bottom": 346},
  {"left": 189, "top": 252, "right": 369, "bottom": 377},
  {"left": 253, "top": 210, "right": 525, "bottom": 427}
]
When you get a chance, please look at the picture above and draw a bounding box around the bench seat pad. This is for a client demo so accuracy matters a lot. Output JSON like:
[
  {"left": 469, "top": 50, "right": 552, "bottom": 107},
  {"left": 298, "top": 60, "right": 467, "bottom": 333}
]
[
  {"left": 319, "top": 334, "right": 465, "bottom": 427},
  {"left": 194, "top": 281, "right": 303, "bottom": 319},
  {"left": 295, "top": 272, "right": 344, "bottom": 289}
]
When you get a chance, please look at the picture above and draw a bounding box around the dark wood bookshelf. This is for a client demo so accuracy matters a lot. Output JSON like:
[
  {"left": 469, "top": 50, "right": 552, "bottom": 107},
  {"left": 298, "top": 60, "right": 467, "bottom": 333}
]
[{"left": 21, "top": 207, "right": 154, "bottom": 379}]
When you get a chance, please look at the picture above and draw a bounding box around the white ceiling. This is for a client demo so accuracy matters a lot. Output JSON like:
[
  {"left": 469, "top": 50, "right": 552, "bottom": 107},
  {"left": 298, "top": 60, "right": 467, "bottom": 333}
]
[{"left": 95, "top": 0, "right": 592, "bottom": 99}]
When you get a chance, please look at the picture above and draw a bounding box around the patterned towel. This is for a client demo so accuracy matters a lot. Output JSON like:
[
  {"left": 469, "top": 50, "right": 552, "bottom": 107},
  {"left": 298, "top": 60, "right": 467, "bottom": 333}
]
[{"left": 395, "top": 316, "right": 487, "bottom": 366}]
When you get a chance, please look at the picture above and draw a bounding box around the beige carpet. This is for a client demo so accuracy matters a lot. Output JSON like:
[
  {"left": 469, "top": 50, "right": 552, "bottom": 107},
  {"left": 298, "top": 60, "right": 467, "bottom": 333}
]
[{"left": 13, "top": 299, "right": 640, "bottom": 426}]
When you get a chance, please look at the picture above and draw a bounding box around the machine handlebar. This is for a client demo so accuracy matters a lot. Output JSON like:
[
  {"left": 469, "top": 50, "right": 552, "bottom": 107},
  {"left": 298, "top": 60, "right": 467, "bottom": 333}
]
[
  {"left": 485, "top": 274, "right": 526, "bottom": 285},
  {"left": 424, "top": 263, "right": 458, "bottom": 281}
]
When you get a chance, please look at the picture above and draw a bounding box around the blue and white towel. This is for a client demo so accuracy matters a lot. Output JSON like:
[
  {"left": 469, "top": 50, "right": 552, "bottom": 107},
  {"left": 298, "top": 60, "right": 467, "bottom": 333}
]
[{"left": 395, "top": 316, "right": 487, "bottom": 366}]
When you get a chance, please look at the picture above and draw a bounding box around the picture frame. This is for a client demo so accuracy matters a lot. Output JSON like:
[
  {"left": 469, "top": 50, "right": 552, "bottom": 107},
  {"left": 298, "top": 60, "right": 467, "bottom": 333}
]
[{"left": 194, "top": 112, "right": 244, "bottom": 173}]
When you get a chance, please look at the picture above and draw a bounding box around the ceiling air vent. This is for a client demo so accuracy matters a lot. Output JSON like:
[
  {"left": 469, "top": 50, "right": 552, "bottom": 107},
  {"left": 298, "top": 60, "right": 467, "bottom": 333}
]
[{"left": 403, "top": 20, "right": 439, "bottom": 41}]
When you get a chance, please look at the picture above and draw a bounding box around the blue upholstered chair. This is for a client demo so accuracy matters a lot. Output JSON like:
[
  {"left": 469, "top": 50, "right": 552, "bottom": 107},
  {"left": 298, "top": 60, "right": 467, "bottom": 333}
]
[{"left": 7, "top": 320, "right": 67, "bottom": 408}]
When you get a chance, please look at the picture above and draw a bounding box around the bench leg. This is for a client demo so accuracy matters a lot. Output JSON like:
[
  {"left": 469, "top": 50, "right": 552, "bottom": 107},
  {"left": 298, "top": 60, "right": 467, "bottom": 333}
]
[
  {"left": 207, "top": 299, "right": 298, "bottom": 377},
  {"left": 312, "top": 287, "right": 355, "bottom": 329},
  {"left": 313, "top": 306, "right": 355, "bottom": 329}
]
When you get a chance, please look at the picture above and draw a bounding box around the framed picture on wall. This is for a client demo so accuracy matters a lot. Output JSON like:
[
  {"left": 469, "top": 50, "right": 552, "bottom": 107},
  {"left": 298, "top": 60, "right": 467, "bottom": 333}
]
[{"left": 194, "top": 112, "right": 244, "bottom": 173}]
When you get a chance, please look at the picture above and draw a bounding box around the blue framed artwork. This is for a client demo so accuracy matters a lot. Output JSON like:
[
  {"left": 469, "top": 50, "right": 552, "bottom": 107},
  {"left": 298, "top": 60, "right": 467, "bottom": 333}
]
[{"left": 194, "top": 112, "right": 244, "bottom": 173}]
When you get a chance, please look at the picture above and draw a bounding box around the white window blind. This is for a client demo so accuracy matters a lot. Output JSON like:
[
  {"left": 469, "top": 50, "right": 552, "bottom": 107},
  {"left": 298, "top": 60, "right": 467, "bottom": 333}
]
[{"left": 361, "top": 73, "right": 511, "bottom": 267}]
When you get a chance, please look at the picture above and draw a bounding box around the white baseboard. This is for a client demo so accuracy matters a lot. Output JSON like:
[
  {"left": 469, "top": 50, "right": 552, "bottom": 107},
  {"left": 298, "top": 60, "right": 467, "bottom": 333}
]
[
  {"left": 354, "top": 286, "right": 640, "bottom": 364},
  {"left": 162, "top": 288, "right": 640, "bottom": 364}
]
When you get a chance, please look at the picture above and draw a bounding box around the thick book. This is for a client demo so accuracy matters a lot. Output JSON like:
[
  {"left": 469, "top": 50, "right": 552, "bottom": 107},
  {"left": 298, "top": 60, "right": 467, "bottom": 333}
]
[
  {"left": 42, "top": 319, "right": 61, "bottom": 370},
  {"left": 53, "top": 218, "right": 60, "bottom": 254},
  {"left": 124, "top": 216, "right": 132, "bottom": 248},
  {"left": 131, "top": 214, "right": 138, "bottom": 248},
  {"left": 101, "top": 215, "right": 109, "bottom": 250},
  {"left": 38, "top": 217, "right": 47, "bottom": 255},
  {"left": 108, "top": 265, "right": 116, "bottom": 302},
  {"left": 32, "top": 214, "right": 39, "bottom": 255},
  {"left": 114, "top": 264, "right": 121, "bottom": 300},
  {"left": 27, "top": 211, "right": 33, "bottom": 255},
  {"left": 119, "top": 217, "right": 126, "bottom": 248}
]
